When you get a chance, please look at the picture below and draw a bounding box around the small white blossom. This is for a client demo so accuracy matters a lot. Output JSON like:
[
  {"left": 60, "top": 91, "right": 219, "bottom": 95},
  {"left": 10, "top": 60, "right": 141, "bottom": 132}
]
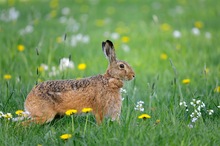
[
  {"left": 134, "top": 101, "right": 145, "bottom": 112},
  {"left": 188, "top": 124, "right": 194, "bottom": 128},
  {"left": 207, "top": 110, "right": 214, "bottom": 115},
  {"left": 41, "top": 64, "right": 49, "bottom": 71},
  {"left": 192, "top": 27, "right": 200, "bottom": 36},
  {"left": 59, "top": 58, "right": 74, "bottom": 71},
  {"left": 120, "top": 88, "right": 127, "bottom": 94},
  {"left": 217, "top": 105, "right": 220, "bottom": 109},
  {"left": 3, "top": 113, "right": 12, "bottom": 120},
  {"left": 0, "top": 7, "right": 20, "bottom": 22},
  {"left": 61, "top": 7, "right": 70, "bottom": 15},
  {"left": 205, "top": 32, "right": 211, "bottom": 39},
  {"left": 191, "top": 117, "right": 198, "bottom": 123},
  {"left": 173, "top": 30, "right": 181, "bottom": 38},
  {"left": 0, "top": 111, "right": 4, "bottom": 118}
]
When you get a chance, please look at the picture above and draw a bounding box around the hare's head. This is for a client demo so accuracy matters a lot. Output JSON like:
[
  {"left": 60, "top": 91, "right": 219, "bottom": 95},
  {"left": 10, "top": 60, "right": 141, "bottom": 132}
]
[{"left": 102, "top": 40, "right": 135, "bottom": 81}]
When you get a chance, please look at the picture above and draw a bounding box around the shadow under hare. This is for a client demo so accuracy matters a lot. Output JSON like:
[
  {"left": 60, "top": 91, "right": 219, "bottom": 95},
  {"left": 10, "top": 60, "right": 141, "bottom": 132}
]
[{"left": 24, "top": 40, "right": 135, "bottom": 125}]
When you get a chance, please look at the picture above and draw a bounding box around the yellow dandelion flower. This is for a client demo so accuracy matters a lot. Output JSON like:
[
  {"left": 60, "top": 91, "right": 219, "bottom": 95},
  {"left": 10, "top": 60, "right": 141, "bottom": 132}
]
[
  {"left": 60, "top": 134, "right": 72, "bottom": 140},
  {"left": 65, "top": 109, "right": 77, "bottom": 116},
  {"left": 80, "top": 5, "right": 89, "bottom": 13},
  {"left": 155, "top": 119, "right": 160, "bottom": 124},
  {"left": 50, "top": 10, "right": 57, "bottom": 18},
  {"left": 17, "top": 44, "right": 25, "bottom": 52},
  {"left": 56, "top": 37, "right": 63, "bottom": 43},
  {"left": 15, "top": 110, "right": 24, "bottom": 116},
  {"left": 82, "top": 108, "right": 93, "bottom": 113},
  {"left": 214, "top": 86, "right": 220, "bottom": 93},
  {"left": 50, "top": 0, "right": 59, "bottom": 9},
  {"left": 182, "top": 79, "right": 190, "bottom": 84},
  {"left": 194, "top": 21, "right": 203, "bottom": 29},
  {"left": 160, "top": 53, "right": 168, "bottom": 60},
  {"left": 106, "top": 7, "right": 115, "bottom": 15},
  {"left": 160, "top": 23, "right": 171, "bottom": 31},
  {"left": 138, "top": 114, "right": 151, "bottom": 120},
  {"left": 4, "top": 74, "right": 12, "bottom": 80},
  {"left": 78, "top": 63, "right": 87, "bottom": 70},
  {"left": 95, "top": 19, "right": 105, "bottom": 27},
  {"left": 38, "top": 66, "right": 44, "bottom": 72},
  {"left": 121, "top": 36, "right": 130, "bottom": 43}
]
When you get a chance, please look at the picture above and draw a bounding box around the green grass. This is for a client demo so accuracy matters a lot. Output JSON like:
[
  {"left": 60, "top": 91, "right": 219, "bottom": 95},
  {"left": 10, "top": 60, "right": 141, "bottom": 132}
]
[{"left": 0, "top": 0, "right": 220, "bottom": 145}]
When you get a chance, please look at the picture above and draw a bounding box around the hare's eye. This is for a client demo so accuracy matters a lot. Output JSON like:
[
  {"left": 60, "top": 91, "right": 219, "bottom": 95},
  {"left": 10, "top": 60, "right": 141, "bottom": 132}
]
[{"left": 119, "top": 64, "right": 124, "bottom": 69}]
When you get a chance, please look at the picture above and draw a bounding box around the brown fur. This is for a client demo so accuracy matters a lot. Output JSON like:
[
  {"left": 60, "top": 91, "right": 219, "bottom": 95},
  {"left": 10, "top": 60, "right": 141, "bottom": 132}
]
[{"left": 24, "top": 40, "right": 135, "bottom": 125}]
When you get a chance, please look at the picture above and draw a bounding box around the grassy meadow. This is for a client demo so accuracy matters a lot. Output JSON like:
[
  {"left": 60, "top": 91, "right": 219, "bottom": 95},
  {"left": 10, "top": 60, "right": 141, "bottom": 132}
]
[{"left": 0, "top": 0, "right": 220, "bottom": 145}]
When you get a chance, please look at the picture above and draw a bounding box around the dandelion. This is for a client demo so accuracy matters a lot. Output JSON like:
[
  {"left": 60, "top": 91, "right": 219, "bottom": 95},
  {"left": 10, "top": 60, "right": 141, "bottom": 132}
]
[
  {"left": 95, "top": 19, "right": 105, "bottom": 27},
  {"left": 160, "top": 53, "right": 168, "bottom": 60},
  {"left": 214, "top": 86, "right": 220, "bottom": 93},
  {"left": 182, "top": 79, "right": 190, "bottom": 84},
  {"left": 138, "top": 114, "right": 151, "bottom": 120},
  {"left": 15, "top": 110, "right": 24, "bottom": 116},
  {"left": 82, "top": 108, "right": 92, "bottom": 113},
  {"left": 194, "top": 21, "right": 203, "bottom": 29},
  {"left": 3, "top": 113, "right": 12, "bottom": 120},
  {"left": 60, "top": 134, "right": 72, "bottom": 140},
  {"left": 121, "top": 36, "right": 130, "bottom": 43},
  {"left": 82, "top": 108, "right": 92, "bottom": 135},
  {"left": 78, "top": 63, "right": 87, "bottom": 70},
  {"left": 38, "top": 64, "right": 49, "bottom": 72},
  {"left": 17, "top": 44, "right": 25, "bottom": 52},
  {"left": 65, "top": 109, "right": 77, "bottom": 132},
  {"left": 155, "top": 119, "right": 160, "bottom": 124},
  {"left": 56, "top": 36, "right": 63, "bottom": 43},
  {"left": 65, "top": 109, "right": 77, "bottom": 116},
  {"left": 4, "top": 74, "right": 12, "bottom": 80},
  {"left": 160, "top": 23, "right": 171, "bottom": 31}
]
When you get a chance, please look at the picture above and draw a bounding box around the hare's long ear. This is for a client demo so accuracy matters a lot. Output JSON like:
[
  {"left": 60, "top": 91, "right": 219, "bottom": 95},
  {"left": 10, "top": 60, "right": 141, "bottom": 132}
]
[{"left": 102, "top": 40, "right": 117, "bottom": 64}]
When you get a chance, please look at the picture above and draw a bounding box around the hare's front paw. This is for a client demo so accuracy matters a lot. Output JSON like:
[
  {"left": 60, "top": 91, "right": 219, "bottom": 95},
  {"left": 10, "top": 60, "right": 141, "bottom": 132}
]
[{"left": 109, "top": 78, "right": 123, "bottom": 89}]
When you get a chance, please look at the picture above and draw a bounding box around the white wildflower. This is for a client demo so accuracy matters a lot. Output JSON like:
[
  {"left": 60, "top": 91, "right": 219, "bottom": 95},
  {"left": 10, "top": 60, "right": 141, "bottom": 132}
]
[
  {"left": 191, "top": 117, "right": 197, "bottom": 123},
  {"left": 173, "top": 30, "right": 181, "bottom": 38},
  {"left": 41, "top": 64, "right": 49, "bottom": 71},
  {"left": 207, "top": 110, "right": 214, "bottom": 115},
  {"left": 192, "top": 27, "right": 200, "bottom": 36},
  {"left": 120, "top": 88, "right": 127, "bottom": 94},
  {"left": 0, "top": 7, "right": 20, "bottom": 22},
  {"left": 20, "top": 25, "right": 34, "bottom": 35},
  {"left": 0, "top": 111, "right": 4, "bottom": 118},
  {"left": 134, "top": 101, "right": 145, "bottom": 112},
  {"left": 121, "top": 44, "right": 130, "bottom": 52},
  {"left": 111, "top": 32, "right": 120, "bottom": 40},
  {"left": 205, "top": 32, "right": 211, "bottom": 39},
  {"left": 3, "top": 113, "right": 12, "bottom": 120},
  {"left": 59, "top": 58, "right": 74, "bottom": 71},
  {"left": 217, "top": 105, "right": 220, "bottom": 109},
  {"left": 188, "top": 124, "right": 194, "bottom": 128},
  {"left": 179, "top": 101, "right": 187, "bottom": 107},
  {"left": 61, "top": 7, "right": 70, "bottom": 15}
]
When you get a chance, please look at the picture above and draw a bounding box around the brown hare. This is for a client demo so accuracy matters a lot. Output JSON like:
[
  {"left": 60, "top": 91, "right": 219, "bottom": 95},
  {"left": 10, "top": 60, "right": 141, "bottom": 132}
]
[{"left": 24, "top": 40, "right": 135, "bottom": 125}]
